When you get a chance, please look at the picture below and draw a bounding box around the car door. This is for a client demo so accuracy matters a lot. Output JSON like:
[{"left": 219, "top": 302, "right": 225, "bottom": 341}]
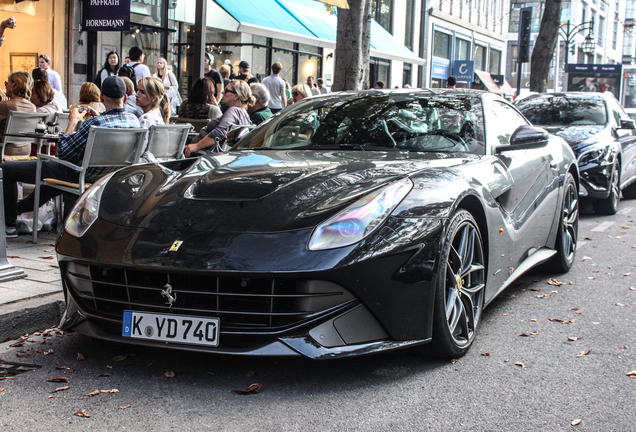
[
  {"left": 608, "top": 98, "right": 636, "bottom": 188},
  {"left": 485, "top": 100, "right": 559, "bottom": 262}
]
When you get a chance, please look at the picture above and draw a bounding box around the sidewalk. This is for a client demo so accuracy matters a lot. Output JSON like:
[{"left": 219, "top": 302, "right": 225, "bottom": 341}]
[{"left": 0, "top": 231, "right": 65, "bottom": 341}]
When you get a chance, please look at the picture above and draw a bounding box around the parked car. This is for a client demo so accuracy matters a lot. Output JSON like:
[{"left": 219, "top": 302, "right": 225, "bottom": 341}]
[
  {"left": 515, "top": 92, "right": 636, "bottom": 214},
  {"left": 56, "top": 89, "right": 578, "bottom": 360}
]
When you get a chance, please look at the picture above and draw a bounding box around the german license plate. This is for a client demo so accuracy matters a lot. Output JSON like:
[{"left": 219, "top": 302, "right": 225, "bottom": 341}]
[{"left": 122, "top": 311, "right": 219, "bottom": 347}]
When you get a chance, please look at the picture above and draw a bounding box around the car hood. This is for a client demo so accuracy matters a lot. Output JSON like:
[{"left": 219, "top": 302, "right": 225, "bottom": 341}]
[
  {"left": 540, "top": 125, "right": 607, "bottom": 153},
  {"left": 99, "top": 150, "right": 473, "bottom": 232}
]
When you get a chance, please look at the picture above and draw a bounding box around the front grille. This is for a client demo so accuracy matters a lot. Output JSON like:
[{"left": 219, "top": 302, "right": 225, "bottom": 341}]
[{"left": 62, "top": 262, "right": 355, "bottom": 332}]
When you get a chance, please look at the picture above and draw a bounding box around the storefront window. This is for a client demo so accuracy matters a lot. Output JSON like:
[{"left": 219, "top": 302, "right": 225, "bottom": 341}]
[
  {"left": 474, "top": 45, "right": 487, "bottom": 70},
  {"left": 489, "top": 49, "right": 501, "bottom": 74},
  {"left": 372, "top": 0, "right": 393, "bottom": 34},
  {"left": 433, "top": 31, "right": 451, "bottom": 59},
  {"left": 131, "top": 0, "right": 165, "bottom": 27},
  {"left": 370, "top": 57, "right": 390, "bottom": 88},
  {"left": 405, "top": 0, "right": 415, "bottom": 50},
  {"left": 454, "top": 38, "right": 470, "bottom": 60}
]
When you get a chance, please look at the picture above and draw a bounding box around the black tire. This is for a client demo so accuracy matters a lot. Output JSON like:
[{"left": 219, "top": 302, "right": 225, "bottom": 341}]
[
  {"left": 593, "top": 163, "right": 620, "bottom": 215},
  {"left": 622, "top": 181, "right": 636, "bottom": 199},
  {"left": 547, "top": 173, "right": 578, "bottom": 273},
  {"left": 424, "top": 209, "right": 486, "bottom": 359}
]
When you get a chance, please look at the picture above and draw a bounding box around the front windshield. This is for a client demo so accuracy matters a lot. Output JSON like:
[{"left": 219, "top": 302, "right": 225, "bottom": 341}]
[
  {"left": 237, "top": 93, "right": 486, "bottom": 155},
  {"left": 515, "top": 95, "right": 607, "bottom": 127}
]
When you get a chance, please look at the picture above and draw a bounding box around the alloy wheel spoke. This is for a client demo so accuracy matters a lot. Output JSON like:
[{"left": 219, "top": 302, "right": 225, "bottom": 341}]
[
  {"left": 460, "top": 263, "right": 485, "bottom": 279},
  {"left": 445, "top": 285, "right": 458, "bottom": 319},
  {"left": 448, "top": 294, "right": 463, "bottom": 335},
  {"left": 461, "top": 282, "right": 484, "bottom": 295},
  {"left": 460, "top": 290, "right": 476, "bottom": 330},
  {"left": 458, "top": 226, "right": 475, "bottom": 276}
]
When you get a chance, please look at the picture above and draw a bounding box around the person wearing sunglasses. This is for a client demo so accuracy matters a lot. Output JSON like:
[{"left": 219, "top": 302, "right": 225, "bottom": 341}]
[
  {"left": 286, "top": 83, "right": 311, "bottom": 107},
  {"left": 185, "top": 79, "right": 254, "bottom": 157}
]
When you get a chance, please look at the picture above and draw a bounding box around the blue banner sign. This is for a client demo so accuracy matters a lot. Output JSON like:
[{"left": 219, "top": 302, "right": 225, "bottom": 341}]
[
  {"left": 431, "top": 63, "right": 449, "bottom": 79},
  {"left": 453, "top": 60, "right": 475, "bottom": 82},
  {"left": 83, "top": 0, "right": 131, "bottom": 32},
  {"left": 565, "top": 64, "right": 622, "bottom": 74}
]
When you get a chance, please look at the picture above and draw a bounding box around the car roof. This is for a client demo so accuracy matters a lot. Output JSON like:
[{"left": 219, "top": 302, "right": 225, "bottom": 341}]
[
  {"left": 313, "top": 88, "right": 508, "bottom": 105},
  {"left": 515, "top": 91, "right": 606, "bottom": 102}
]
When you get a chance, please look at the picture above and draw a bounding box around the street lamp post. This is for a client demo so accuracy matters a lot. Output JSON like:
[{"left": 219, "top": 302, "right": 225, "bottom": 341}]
[{"left": 559, "top": 20, "right": 596, "bottom": 66}]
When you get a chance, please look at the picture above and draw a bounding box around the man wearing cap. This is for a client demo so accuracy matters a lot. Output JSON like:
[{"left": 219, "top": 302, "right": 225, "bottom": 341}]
[
  {"left": 203, "top": 53, "right": 223, "bottom": 103},
  {"left": 0, "top": 76, "right": 141, "bottom": 237},
  {"left": 237, "top": 61, "right": 251, "bottom": 81}
]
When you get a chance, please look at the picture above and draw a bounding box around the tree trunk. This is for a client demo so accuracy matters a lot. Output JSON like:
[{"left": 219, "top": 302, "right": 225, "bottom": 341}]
[
  {"left": 332, "top": 0, "right": 371, "bottom": 91},
  {"left": 529, "top": 0, "right": 563, "bottom": 92}
]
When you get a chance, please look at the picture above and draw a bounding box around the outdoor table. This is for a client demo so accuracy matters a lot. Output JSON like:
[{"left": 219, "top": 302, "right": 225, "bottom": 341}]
[{"left": 2, "top": 132, "right": 62, "bottom": 157}]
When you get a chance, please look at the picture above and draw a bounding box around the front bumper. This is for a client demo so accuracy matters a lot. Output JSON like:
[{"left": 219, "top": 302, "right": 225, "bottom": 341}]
[
  {"left": 57, "top": 217, "right": 444, "bottom": 358},
  {"left": 578, "top": 162, "right": 614, "bottom": 200}
]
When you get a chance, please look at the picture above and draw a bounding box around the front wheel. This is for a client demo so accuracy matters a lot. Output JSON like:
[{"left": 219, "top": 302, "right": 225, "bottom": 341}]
[
  {"left": 593, "top": 163, "right": 620, "bottom": 215},
  {"left": 547, "top": 173, "right": 578, "bottom": 273},
  {"left": 423, "top": 210, "right": 485, "bottom": 359}
]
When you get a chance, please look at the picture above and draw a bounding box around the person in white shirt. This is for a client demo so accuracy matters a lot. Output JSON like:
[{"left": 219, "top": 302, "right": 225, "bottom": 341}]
[
  {"left": 261, "top": 62, "right": 287, "bottom": 114},
  {"left": 136, "top": 77, "right": 171, "bottom": 162},
  {"left": 307, "top": 76, "right": 320, "bottom": 96},
  {"left": 38, "top": 55, "right": 62, "bottom": 92},
  {"left": 153, "top": 57, "right": 179, "bottom": 113},
  {"left": 128, "top": 46, "right": 151, "bottom": 84},
  {"left": 317, "top": 78, "right": 329, "bottom": 94}
]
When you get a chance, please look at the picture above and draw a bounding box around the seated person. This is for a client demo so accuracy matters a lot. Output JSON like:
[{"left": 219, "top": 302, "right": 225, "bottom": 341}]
[
  {"left": 0, "top": 76, "right": 141, "bottom": 237},
  {"left": 0, "top": 71, "right": 37, "bottom": 157},
  {"left": 31, "top": 81, "right": 62, "bottom": 123},
  {"left": 136, "top": 77, "right": 170, "bottom": 162},
  {"left": 248, "top": 83, "right": 273, "bottom": 125},
  {"left": 70, "top": 82, "right": 106, "bottom": 114},
  {"left": 32, "top": 68, "right": 67, "bottom": 110},
  {"left": 178, "top": 77, "right": 222, "bottom": 121},
  {"left": 184, "top": 80, "right": 253, "bottom": 157},
  {"left": 121, "top": 76, "right": 143, "bottom": 117}
]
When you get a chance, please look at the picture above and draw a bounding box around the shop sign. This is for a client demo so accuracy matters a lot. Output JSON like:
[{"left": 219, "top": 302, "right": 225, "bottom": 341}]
[
  {"left": 83, "top": 0, "right": 131, "bottom": 32},
  {"left": 431, "top": 62, "right": 449, "bottom": 79},
  {"left": 453, "top": 60, "right": 475, "bottom": 82}
]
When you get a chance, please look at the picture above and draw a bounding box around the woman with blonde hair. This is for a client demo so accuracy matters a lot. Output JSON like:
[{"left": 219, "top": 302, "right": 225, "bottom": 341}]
[
  {"left": 0, "top": 71, "right": 36, "bottom": 156},
  {"left": 136, "top": 77, "right": 170, "bottom": 161},
  {"left": 185, "top": 79, "right": 254, "bottom": 157},
  {"left": 31, "top": 80, "right": 62, "bottom": 122},
  {"left": 286, "top": 83, "right": 311, "bottom": 107},
  {"left": 70, "top": 82, "right": 105, "bottom": 113},
  {"left": 153, "top": 57, "right": 180, "bottom": 113}
]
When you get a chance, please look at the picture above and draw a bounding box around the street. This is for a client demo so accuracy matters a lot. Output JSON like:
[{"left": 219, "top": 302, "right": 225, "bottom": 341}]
[{"left": 1, "top": 201, "right": 635, "bottom": 431}]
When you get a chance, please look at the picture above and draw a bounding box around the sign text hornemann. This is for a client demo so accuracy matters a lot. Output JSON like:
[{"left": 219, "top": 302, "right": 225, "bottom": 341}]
[{"left": 83, "top": 0, "right": 130, "bottom": 32}]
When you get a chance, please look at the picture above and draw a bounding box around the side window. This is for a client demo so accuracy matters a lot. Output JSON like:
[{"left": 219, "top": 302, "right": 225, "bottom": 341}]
[
  {"left": 488, "top": 101, "right": 528, "bottom": 146},
  {"left": 608, "top": 99, "right": 632, "bottom": 137}
]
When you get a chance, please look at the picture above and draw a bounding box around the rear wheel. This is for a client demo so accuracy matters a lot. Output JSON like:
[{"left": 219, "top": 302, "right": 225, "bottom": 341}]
[
  {"left": 593, "top": 163, "right": 620, "bottom": 215},
  {"left": 424, "top": 210, "right": 485, "bottom": 359},
  {"left": 547, "top": 173, "right": 578, "bottom": 273}
]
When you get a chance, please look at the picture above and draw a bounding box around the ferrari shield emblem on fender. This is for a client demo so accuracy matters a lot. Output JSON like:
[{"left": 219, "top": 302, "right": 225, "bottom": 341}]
[{"left": 169, "top": 241, "right": 183, "bottom": 251}]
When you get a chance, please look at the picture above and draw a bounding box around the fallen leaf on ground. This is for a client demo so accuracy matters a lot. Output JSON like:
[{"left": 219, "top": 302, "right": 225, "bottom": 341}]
[
  {"left": 45, "top": 377, "right": 69, "bottom": 383},
  {"left": 591, "top": 270, "right": 600, "bottom": 273},
  {"left": 44, "top": 249, "right": 53, "bottom": 252},
  {"left": 0, "top": 388, "right": 3, "bottom": 391},
  {"left": 119, "top": 404, "right": 131, "bottom": 410},
  {"left": 577, "top": 350, "right": 592, "bottom": 357},
  {"left": 621, "top": 346, "right": 628, "bottom": 349},
  {"left": 529, "top": 288, "right": 541, "bottom": 291},
  {"left": 0, "top": 376, "right": 17, "bottom": 380},
  {"left": 36, "top": 349, "right": 54, "bottom": 356},
  {"left": 627, "top": 370, "right": 636, "bottom": 377},
  {"left": 587, "top": 277, "right": 596, "bottom": 280},
  {"left": 50, "top": 265, "right": 59, "bottom": 268},
  {"left": 625, "top": 273, "right": 632, "bottom": 276},
  {"left": 514, "top": 362, "right": 526, "bottom": 368},
  {"left": 97, "top": 373, "right": 112, "bottom": 377},
  {"left": 113, "top": 355, "right": 127, "bottom": 362},
  {"left": 56, "top": 366, "right": 73, "bottom": 371},
  {"left": 6, "top": 255, "right": 20, "bottom": 258},
  {"left": 51, "top": 386, "right": 70, "bottom": 393},
  {"left": 531, "top": 331, "right": 539, "bottom": 335},
  {"left": 548, "top": 318, "right": 576, "bottom": 324},
  {"left": 568, "top": 337, "right": 580, "bottom": 341},
  {"left": 100, "top": 389, "right": 119, "bottom": 393},
  {"left": 230, "top": 383, "right": 262, "bottom": 395},
  {"left": 88, "top": 389, "right": 99, "bottom": 397},
  {"left": 526, "top": 302, "right": 535, "bottom": 305},
  {"left": 164, "top": 371, "right": 175, "bottom": 378},
  {"left": 9, "top": 341, "right": 24, "bottom": 347},
  {"left": 74, "top": 411, "right": 91, "bottom": 418},
  {"left": 572, "top": 419, "right": 582, "bottom": 426},
  {"left": 519, "top": 333, "right": 530, "bottom": 337},
  {"left": 630, "top": 287, "right": 636, "bottom": 291},
  {"left": 77, "top": 353, "right": 85, "bottom": 361},
  {"left": 450, "top": 359, "right": 458, "bottom": 364},
  {"left": 39, "top": 256, "right": 54, "bottom": 260},
  {"left": 547, "top": 278, "right": 567, "bottom": 286},
  {"left": 502, "top": 313, "right": 509, "bottom": 316},
  {"left": 616, "top": 303, "right": 627, "bottom": 307},
  {"left": 481, "top": 353, "right": 491, "bottom": 356},
  {"left": 16, "top": 348, "right": 34, "bottom": 358}
]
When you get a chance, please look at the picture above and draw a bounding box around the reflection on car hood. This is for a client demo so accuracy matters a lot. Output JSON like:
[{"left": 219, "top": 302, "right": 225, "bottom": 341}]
[
  {"left": 540, "top": 125, "right": 605, "bottom": 148},
  {"left": 100, "top": 150, "right": 472, "bottom": 232}
]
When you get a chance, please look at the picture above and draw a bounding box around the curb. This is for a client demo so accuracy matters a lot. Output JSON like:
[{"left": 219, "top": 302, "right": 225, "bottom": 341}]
[{"left": 0, "top": 293, "right": 65, "bottom": 341}]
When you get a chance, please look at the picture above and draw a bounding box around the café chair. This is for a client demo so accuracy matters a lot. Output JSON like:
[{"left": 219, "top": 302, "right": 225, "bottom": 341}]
[
  {"left": 32, "top": 126, "right": 147, "bottom": 243},
  {"left": 146, "top": 124, "right": 190, "bottom": 160},
  {"left": 0, "top": 111, "right": 50, "bottom": 161},
  {"left": 170, "top": 116, "right": 210, "bottom": 134},
  {"left": 54, "top": 112, "right": 70, "bottom": 134}
]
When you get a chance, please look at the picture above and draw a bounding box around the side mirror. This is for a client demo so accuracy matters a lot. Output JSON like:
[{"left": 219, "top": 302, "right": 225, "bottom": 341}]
[
  {"left": 619, "top": 119, "right": 636, "bottom": 130},
  {"left": 496, "top": 125, "right": 549, "bottom": 153}
]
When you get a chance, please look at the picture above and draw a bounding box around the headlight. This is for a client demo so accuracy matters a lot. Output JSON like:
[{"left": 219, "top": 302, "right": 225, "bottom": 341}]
[
  {"left": 308, "top": 178, "right": 413, "bottom": 250},
  {"left": 65, "top": 172, "right": 115, "bottom": 238},
  {"left": 577, "top": 145, "right": 609, "bottom": 166}
]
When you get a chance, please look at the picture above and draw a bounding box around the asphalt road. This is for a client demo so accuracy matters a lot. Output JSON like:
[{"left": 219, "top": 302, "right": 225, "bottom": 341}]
[{"left": 1, "top": 200, "right": 635, "bottom": 431}]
